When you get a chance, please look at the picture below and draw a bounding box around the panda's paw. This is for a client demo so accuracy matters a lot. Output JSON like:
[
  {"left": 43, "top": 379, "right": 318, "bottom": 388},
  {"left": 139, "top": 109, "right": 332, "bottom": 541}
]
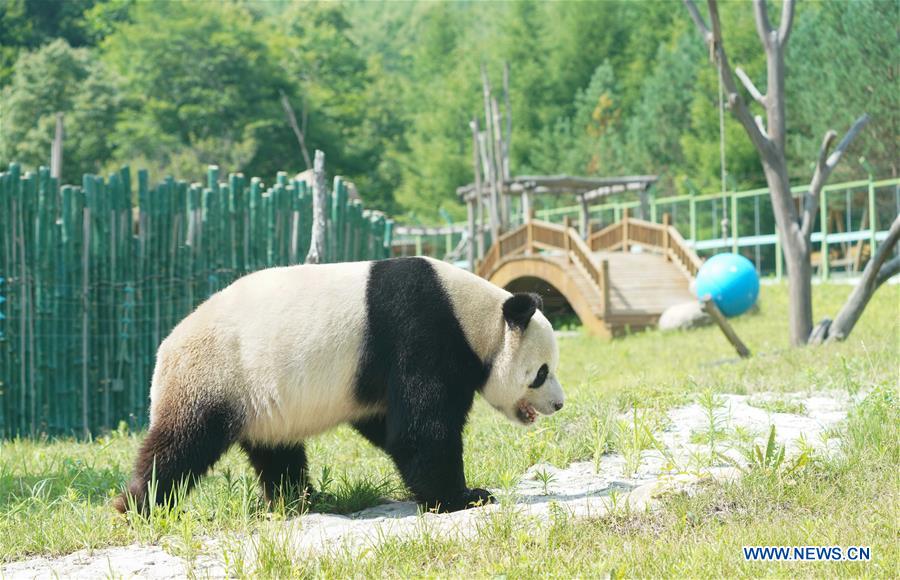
[
  {"left": 429, "top": 488, "right": 494, "bottom": 513},
  {"left": 463, "top": 487, "right": 495, "bottom": 509}
]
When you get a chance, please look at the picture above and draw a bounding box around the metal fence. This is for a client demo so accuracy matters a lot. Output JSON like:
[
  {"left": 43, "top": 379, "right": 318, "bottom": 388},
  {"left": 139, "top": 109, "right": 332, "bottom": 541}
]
[
  {"left": 535, "top": 177, "right": 900, "bottom": 279},
  {"left": 0, "top": 163, "right": 393, "bottom": 438}
]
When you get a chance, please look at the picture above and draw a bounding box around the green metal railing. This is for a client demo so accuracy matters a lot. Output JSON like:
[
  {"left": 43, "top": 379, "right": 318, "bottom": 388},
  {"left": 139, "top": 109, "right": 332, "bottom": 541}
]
[
  {"left": 0, "top": 162, "right": 392, "bottom": 438},
  {"left": 424, "top": 177, "right": 898, "bottom": 276},
  {"left": 535, "top": 176, "right": 900, "bottom": 279}
]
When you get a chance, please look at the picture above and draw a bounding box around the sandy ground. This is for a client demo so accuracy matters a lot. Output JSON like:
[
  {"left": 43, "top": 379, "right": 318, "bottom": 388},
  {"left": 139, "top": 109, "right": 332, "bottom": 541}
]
[{"left": 2, "top": 390, "right": 856, "bottom": 579}]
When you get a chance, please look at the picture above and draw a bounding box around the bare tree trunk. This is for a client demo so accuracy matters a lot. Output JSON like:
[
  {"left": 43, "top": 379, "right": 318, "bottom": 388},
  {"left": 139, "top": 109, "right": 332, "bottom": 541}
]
[
  {"left": 502, "top": 61, "right": 512, "bottom": 182},
  {"left": 51, "top": 113, "right": 64, "bottom": 179},
  {"left": 280, "top": 90, "right": 313, "bottom": 170},
  {"left": 470, "top": 118, "right": 486, "bottom": 260},
  {"left": 810, "top": 215, "right": 900, "bottom": 343},
  {"left": 478, "top": 131, "right": 501, "bottom": 244},
  {"left": 684, "top": 0, "right": 870, "bottom": 346},
  {"left": 305, "top": 150, "right": 327, "bottom": 264}
]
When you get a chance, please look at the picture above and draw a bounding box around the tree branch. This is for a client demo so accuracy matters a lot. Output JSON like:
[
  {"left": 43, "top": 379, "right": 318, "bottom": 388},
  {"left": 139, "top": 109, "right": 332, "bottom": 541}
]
[
  {"left": 875, "top": 255, "right": 900, "bottom": 288},
  {"left": 754, "top": 115, "right": 768, "bottom": 138},
  {"left": 735, "top": 67, "right": 766, "bottom": 104},
  {"left": 752, "top": 0, "right": 774, "bottom": 49},
  {"left": 684, "top": 0, "right": 772, "bottom": 155},
  {"left": 811, "top": 215, "right": 900, "bottom": 343},
  {"left": 801, "top": 114, "right": 870, "bottom": 238},
  {"left": 778, "top": 0, "right": 796, "bottom": 45},
  {"left": 280, "top": 90, "right": 313, "bottom": 170},
  {"left": 683, "top": 0, "right": 712, "bottom": 44}
]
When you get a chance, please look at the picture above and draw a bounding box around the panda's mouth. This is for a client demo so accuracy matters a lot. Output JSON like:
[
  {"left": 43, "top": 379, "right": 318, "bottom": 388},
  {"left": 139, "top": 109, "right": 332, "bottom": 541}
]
[{"left": 516, "top": 399, "right": 538, "bottom": 424}]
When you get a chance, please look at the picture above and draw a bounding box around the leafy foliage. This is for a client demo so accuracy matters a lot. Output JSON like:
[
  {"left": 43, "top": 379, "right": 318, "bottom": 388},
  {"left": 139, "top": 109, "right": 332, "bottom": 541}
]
[{"left": 1, "top": 0, "right": 893, "bottom": 219}]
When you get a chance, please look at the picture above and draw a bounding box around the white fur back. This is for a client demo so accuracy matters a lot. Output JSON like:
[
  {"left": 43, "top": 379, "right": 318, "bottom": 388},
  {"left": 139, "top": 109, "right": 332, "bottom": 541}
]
[{"left": 150, "top": 261, "right": 380, "bottom": 444}]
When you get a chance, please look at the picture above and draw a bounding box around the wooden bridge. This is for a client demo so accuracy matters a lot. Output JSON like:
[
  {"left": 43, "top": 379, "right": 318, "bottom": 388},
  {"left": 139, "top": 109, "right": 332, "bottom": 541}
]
[{"left": 477, "top": 215, "right": 704, "bottom": 337}]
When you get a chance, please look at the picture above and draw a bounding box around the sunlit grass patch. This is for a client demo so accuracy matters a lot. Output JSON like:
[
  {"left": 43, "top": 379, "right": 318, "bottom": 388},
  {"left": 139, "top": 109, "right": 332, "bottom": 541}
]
[
  {"left": 746, "top": 396, "right": 807, "bottom": 415},
  {"left": 0, "top": 282, "right": 897, "bottom": 576}
]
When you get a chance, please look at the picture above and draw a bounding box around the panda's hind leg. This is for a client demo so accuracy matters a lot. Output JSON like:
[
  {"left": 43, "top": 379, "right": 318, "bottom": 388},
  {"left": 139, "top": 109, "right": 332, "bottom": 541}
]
[
  {"left": 241, "top": 441, "right": 313, "bottom": 507},
  {"left": 114, "top": 402, "right": 242, "bottom": 514}
]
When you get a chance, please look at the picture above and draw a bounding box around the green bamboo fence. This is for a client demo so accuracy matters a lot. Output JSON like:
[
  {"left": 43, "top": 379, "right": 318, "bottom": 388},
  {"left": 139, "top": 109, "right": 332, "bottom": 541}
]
[{"left": 0, "top": 163, "right": 392, "bottom": 438}]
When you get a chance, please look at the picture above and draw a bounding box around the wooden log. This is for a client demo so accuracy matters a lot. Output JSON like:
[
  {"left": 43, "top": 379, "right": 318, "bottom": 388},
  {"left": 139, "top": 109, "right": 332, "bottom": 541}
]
[
  {"left": 466, "top": 199, "right": 476, "bottom": 271},
  {"left": 306, "top": 150, "right": 327, "bottom": 264},
  {"left": 702, "top": 299, "right": 751, "bottom": 358}
]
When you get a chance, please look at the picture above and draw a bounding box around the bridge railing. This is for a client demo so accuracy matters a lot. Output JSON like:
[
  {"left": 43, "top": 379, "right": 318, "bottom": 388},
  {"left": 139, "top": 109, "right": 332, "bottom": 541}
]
[
  {"left": 476, "top": 218, "right": 612, "bottom": 315},
  {"left": 590, "top": 213, "right": 702, "bottom": 278}
]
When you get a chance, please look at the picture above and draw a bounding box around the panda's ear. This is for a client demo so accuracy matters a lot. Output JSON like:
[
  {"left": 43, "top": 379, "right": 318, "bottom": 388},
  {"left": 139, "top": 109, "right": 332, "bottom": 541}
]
[{"left": 503, "top": 293, "right": 542, "bottom": 331}]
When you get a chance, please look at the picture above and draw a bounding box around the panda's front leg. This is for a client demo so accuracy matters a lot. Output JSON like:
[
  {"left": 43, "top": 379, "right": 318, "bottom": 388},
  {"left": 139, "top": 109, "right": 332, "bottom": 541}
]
[{"left": 383, "top": 393, "right": 494, "bottom": 512}]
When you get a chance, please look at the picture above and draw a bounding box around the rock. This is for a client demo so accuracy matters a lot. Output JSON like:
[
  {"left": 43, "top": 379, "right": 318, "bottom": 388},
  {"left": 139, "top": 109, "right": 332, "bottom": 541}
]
[{"left": 658, "top": 301, "right": 712, "bottom": 331}]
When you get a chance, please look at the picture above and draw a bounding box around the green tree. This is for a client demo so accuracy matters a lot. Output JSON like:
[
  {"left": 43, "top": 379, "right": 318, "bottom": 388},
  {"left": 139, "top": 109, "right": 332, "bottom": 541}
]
[
  {"left": 0, "top": 0, "right": 103, "bottom": 86},
  {"left": 0, "top": 39, "right": 120, "bottom": 182},
  {"left": 788, "top": 0, "right": 899, "bottom": 179},
  {"left": 102, "top": 1, "right": 289, "bottom": 181}
]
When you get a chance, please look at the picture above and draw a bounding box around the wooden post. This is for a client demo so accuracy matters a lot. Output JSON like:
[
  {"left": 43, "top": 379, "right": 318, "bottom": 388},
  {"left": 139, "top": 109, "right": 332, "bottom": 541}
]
[
  {"left": 526, "top": 217, "right": 534, "bottom": 256},
  {"left": 601, "top": 259, "right": 610, "bottom": 316},
  {"left": 305, "top": 150, "right": 327, "bottom": 264},
  {"left": 622, "top": 208, "right": 630, "bottom": 252},
  {"left": 578, "top": 194, "right": 589, "bottom": 240},
  {"left": 466, "top": 198, "right": 476, "bottom": 271},
  {"left": 522, "top": 189, "right": 531, "bottom": 224},
  {"left": 563, "top": 216, "right": 572, "bottom": 262},
  {"left": 478, "top": 131, "right": 500, "bottom": 243},
  {"left": 702, "top": 299, "right": 751, "bottom": 358},
  {"left": 470, "top": 119, "right": 486, "bottom": 260},
  {"left": 491, "top": 96, "right": 507, "bottom": 228},
  {"left": 51, "top": 113, "right": 63, "bottom": 179},
  {"left": 662, "top": 212, "right": 671, "bottom": 260}
]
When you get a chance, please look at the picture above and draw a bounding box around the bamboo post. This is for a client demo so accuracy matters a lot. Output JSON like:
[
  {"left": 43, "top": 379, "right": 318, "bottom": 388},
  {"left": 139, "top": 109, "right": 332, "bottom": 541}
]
[{"left": 81, "top": 175, "right": 92, "bottom": 437}]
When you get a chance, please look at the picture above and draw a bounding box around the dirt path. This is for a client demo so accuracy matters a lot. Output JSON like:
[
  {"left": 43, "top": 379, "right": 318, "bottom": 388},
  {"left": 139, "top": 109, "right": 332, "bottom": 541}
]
[{"left": 2, "top": 390, "right": 856, "bottom": 579}]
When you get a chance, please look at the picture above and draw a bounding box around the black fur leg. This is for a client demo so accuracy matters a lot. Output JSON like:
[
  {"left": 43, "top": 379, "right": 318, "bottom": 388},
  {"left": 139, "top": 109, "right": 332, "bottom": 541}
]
[
  {"left": 352, "top": 415, "right": 388, "bottom": 450},
  {"left": 384, "top": 397, "right": 495, "bottom": 513},
  {"left": 387, "top": 434, "right": 495, "bottom": 512},
  {"left": 114, "top": 403, "right": 241, "bottom": 514},
  {"left": 241, "top": 441, "right": 312, "bottom": 504}
]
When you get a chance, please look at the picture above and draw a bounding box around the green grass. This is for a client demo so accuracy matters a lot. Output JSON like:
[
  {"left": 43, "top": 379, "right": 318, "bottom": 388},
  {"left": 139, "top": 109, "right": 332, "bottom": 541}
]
[{"left": 1, "top": 282, "right": 898, "bottom": 577}]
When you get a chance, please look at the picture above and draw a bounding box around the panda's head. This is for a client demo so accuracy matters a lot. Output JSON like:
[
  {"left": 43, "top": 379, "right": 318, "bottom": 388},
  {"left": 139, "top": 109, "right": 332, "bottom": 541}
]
[{"left": 482, "top": 293, "right": 564, "bottom": 426}]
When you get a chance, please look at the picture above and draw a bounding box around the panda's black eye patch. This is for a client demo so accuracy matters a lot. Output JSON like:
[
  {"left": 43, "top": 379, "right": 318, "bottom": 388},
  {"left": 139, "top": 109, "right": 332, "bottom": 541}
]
[{"left": 529, "top": 364, "right": 549, "bottom": 389}]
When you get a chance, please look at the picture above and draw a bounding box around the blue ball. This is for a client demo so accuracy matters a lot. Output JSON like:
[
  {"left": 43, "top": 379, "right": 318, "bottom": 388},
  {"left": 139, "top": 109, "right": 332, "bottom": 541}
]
[{"left": 695, "top": 253, "right": 759, "bottom": 317}]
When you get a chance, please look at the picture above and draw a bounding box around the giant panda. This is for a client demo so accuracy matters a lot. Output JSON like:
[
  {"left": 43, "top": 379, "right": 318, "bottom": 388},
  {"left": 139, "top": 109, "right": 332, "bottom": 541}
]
[{"left": 115, "top": 256, "right": 564, "bottom": 514}]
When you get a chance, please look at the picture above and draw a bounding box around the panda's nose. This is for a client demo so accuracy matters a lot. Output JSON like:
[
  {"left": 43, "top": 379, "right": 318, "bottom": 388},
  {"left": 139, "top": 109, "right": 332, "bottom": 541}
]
[{"left": 553, "top": 401, "right": 564, "bottom": 412}]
